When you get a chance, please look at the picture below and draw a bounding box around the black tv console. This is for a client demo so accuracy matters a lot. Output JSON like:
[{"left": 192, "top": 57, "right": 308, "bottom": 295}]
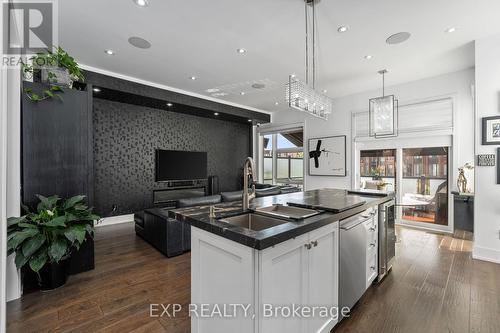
[{"left": 153, "top": 179, "right": 208, "bottom": 207}]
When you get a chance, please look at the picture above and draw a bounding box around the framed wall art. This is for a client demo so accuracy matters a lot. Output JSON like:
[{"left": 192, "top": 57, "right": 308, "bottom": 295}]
[
  {"left": 477, "top": 154, "right": 496, "bottom": 166},
  {"left": 482, "top": 116, "right": 500, "bottom": 145},
  {"left": 308, "top": 135, "right": 346, "bottom": 176}
]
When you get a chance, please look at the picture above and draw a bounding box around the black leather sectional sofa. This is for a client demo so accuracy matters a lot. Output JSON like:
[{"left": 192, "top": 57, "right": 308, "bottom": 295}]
[{"left": 134, "top": 185, "right": 301, "bottom": 257}]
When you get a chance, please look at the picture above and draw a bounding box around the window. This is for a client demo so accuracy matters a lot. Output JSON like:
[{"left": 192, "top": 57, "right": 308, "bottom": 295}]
[
  {"left": 263, "top": 135, "right": 273, "bottom": 184},
  {"left": 260, "top": 130, "right": 304, "bottom": 187},
  {"left": 360, "top": 150, "right": 396, "bottom": 178},
  {"left": 359, "top": 149, "right": 396, "bottom": 191}
]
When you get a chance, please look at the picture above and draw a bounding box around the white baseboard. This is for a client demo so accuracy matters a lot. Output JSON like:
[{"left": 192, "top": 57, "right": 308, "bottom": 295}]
[
  {"left": 472, "top": 246, "right": 500, "bottom": 264},
  {"left": 96, "top": 214, "right": 134, "bottom": 227}
]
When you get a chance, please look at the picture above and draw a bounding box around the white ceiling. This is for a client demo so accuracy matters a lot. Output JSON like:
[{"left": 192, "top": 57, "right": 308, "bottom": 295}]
[{"left": 60, "top": 0, "right": 500, "bottom": 113}]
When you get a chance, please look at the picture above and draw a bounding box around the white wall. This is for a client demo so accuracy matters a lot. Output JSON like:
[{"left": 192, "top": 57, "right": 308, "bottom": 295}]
[
  {"left": 473, "top": 34, "right": 500, "bottom": 264},
  {"left": 271, "top": 68, "right": 475, "bottom": 192}
]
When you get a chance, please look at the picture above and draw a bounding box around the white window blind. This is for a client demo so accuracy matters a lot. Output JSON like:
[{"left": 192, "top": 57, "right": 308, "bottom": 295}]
[{"left": 353, "top": 98, "right": 453, "bottom": 139}]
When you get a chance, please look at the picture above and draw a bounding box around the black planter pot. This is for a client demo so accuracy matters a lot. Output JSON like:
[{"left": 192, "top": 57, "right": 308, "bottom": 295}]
[
  {"left": 68, "top": 237, "right": 95, "bottom": 275},
  {"left": 37, "top": 257, "right": 69, "bottom": 291}
]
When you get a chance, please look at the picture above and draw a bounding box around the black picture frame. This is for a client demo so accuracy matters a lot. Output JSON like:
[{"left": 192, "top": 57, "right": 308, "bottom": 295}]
[
  {"left": 308, "top": 135, "right": 347, "bottom": 177},
  {"left": 482, "top": 116, "right": 500, "bottom": 145}
]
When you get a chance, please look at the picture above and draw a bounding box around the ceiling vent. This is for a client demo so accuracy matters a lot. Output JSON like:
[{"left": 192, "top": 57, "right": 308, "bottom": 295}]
[
  {"left": 206, "top": 79, "right": 277, "bottom": 97},
  {"left": 251, "top": 83, "right": 266, "bottom": 89}
]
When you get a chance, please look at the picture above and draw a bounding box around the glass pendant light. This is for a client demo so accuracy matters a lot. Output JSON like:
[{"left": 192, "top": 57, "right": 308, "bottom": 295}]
[
  {"left": 369, "top": 69, "right": 398, "bottom": 137},
  {"left": 285, "top": 0, "right": 333, "bottom": 120}
]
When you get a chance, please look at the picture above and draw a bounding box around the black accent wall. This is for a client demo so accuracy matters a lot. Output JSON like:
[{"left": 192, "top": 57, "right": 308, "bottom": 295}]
[
  {"left": 93, "top": 98, "right": 251, "bottom": 216},
  {"left": 21, "top": 82, "right": 93, "bottom": 209}
]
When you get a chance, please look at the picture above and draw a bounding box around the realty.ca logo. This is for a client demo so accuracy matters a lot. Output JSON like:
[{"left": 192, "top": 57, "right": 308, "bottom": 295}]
[{"left": 2, "top": 0, "right": 58, "bottom": 67}]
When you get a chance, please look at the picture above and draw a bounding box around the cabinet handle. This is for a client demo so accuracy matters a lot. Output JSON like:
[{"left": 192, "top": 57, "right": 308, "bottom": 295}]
[
  {"left": 369, "top": 227, "right": 376, "bottom": 232},
  {"left": 370, "top": 266, "right": 376, "bottom": 271},
  {"left": 311, "top": 240, "right": 318, "bottom": 247},
  {"left": 370, "top": 243, "right": 376, "bottom": 247},
  {"left": 305, "top": 243, "right": 312, "bottom": 250}
]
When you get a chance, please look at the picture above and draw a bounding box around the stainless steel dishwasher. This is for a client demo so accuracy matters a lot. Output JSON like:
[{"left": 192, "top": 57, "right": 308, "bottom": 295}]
[{"left": 339, "top": 207, "right": 377, "bottom": 315}]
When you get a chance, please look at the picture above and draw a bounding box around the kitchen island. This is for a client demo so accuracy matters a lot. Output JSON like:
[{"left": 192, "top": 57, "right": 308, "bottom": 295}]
[{"left": 169, "top": 189, "right": 393, "bottom": 333}]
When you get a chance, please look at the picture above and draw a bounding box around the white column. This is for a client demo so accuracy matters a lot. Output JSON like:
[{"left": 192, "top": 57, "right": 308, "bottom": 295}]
[{"left": 5, "top": 66, "right": 22, "bottom": 302}]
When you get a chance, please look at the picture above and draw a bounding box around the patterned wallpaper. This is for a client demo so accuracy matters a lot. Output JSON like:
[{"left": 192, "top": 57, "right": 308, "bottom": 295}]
[{"left": 93, "top": 99, "right": 251, "bottom": 216}]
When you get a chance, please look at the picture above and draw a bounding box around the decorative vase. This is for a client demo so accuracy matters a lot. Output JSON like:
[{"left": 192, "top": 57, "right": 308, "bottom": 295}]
[
  {"left": 37, "top": 257, "right": 69, "bottom": 290},
  {"left": 457, "top": 168, "right": 467, "bottom": 193}
]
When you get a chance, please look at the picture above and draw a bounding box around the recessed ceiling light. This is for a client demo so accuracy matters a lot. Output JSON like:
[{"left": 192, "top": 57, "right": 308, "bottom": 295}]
[
  {"left": 190, "top": 76, "right": 197, "bottom": 80},
  {"left": 290, "top": 74, "right": 296, "bottom": 78},
  {"left": 240, "top": 91, "right": 245, "bottom": 95},
  {"left": 128, "top": 36, "right": 151, "bottom": 49},
  {"left": 386, "top": 32, "right": 411, "bottom": 45},
  {"left": 364, "top": 55, "right": 373, "bottom": 60},
  {"left": 104, "top": 49, "right": 114, "bottom": 55},
  {"left": 133, "top": 0, "right": 149, "bottom": 7},
  {"left": 166, "top": 103, "right": 173, "bottom": 107},
  {"left": 214, "top": 112, "right": 219, "bottom": 116},
  {"left": 247, "top": 119, "right": 252, "bottom": 122},
  {"left": 445, "top": 27, "right": 457, "bottom": 33},
  {"left": 236, "top": 48, "right": 246, "bottom": 54},
  {"left": 93, "top": 87, "right": 101, "bottom": 92},
  {"left": 337, "top": 26, "right": 349, "bottom": 33},
  {"left": 275, "top": 102, "right": 279, "bottom": 105},
  {"left": 322, "top": 89, "right": 327, "bottom": 93}
]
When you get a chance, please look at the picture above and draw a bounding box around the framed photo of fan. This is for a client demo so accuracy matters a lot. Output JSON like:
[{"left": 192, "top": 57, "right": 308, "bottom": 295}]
[
  {"left": 482, "top": 116, "right": 500, "bottom": 145},
  {"left": 308, "top": 135, "right": 346, "bottom": 176}
]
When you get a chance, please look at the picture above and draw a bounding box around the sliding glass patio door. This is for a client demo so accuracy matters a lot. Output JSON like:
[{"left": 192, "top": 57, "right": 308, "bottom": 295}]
[
  {"left": 400, "top": 147, "right": 449, "bottom": 226},
  {"left": 358, "top": 146, "right": 450, "bottom": 230}
]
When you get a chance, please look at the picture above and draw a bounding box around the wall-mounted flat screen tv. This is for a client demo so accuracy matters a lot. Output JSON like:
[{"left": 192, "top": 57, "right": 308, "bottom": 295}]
[{"left": 155, "top": 149, "right": 207, "bottom": 181}]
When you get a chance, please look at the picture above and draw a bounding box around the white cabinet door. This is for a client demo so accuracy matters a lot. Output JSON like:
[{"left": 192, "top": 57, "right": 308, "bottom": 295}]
[
  {"left": 259, "top": 233, "right": 309, "bottom": 333},
  {"left": 191, "top": 228, "right": 255, "bottom": 333},
  {"left": 307, "top": 223, "right": 339, "bottom": 333}
]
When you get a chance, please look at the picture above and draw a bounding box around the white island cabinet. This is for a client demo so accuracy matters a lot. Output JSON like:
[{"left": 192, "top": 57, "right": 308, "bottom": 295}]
[{"left": 191, "top": 221, "right": 339, "bottom": 333}]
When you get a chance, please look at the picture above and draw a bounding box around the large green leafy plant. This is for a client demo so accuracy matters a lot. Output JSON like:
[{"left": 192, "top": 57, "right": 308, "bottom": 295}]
[
  {"left": 22, "top": 46, "right": 85, "bottom": 102},
  {"left": 7, "top": 195, "right": 99, "bottom": 273}
]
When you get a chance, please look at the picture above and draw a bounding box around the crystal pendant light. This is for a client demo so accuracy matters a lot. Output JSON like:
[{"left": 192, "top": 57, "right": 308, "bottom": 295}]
[
  {"left": 369, "top": 70, "right": 398, "bottom": 137},
  {"left": 285, "top": 0, "right": 333, "bottom": 120}
]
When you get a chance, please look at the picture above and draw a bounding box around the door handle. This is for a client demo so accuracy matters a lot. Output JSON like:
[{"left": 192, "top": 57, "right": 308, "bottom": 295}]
[
  {"left": 370, "top": 243, "right": 376, "bottom": 247},
  {"left": 369, "top": 227, "right": 376, "bottom": 232}
]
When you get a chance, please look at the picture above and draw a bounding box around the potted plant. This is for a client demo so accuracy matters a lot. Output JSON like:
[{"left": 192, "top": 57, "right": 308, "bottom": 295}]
[
  {"left": 7, "top": 195, "right": 99, "bottom": 290},
  {"left": 21, "top": 46, "right": 85, "bottom": 102},
  {"left": 370, "top": 167, "right": 390, "bottom": 190}
]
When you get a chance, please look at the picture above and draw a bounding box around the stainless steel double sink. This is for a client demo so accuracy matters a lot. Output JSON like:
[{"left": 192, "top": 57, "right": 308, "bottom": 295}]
[{"left": 218, "top": 204, "right": 321, "bottom": 232}]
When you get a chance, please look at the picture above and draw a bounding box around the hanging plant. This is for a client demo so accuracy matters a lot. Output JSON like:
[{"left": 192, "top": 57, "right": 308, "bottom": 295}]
[{"left": 22, "top": 46, "right": 85, "bottom": 102}]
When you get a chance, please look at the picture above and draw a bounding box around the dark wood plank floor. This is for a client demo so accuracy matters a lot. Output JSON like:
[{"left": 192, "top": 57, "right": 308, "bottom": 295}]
[{"left": 7, "top": 223, "right": 500, "bottom": 332}]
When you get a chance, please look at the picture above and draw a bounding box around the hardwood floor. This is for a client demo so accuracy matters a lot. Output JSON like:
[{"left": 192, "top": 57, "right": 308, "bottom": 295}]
[
  {"left": 7, "top": 223, "right": 191, "bottom": 333},
  {"left": 7, "top": 223, "right": 500, "bottom": 332},
  {"left": 334, "top": 227, "right": 500, "bottom": 333}
]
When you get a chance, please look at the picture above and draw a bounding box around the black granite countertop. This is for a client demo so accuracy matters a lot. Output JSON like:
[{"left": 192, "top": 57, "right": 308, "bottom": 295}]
[{"left": 168, "top": 188, "right": 394, "bottom": 250}]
